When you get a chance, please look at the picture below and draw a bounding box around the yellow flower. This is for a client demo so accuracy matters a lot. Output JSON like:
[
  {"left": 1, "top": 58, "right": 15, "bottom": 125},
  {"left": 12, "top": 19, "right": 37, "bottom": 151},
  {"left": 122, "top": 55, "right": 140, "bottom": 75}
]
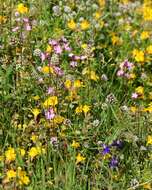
[
  {"left": 129, "top": 73, "right": 136, "bottom": 80},
  {"left": 0, "top": 155, "right": 4, "bottom": 162},
  {"left": 17, "top": 148, "right": 25, "bottom": 157},
  {"left": 5, "top": 147, "right": 16, "bottom": 163},
  {"left": 80, "top": 20, "right": 90, "bottom": 30},
  {"left": 46, "top": 45, "right": 52, "bottom": 53},
  {"left": 147, "top": 135, "right": 152, "bottom": 145},
  {"left": 130, "top": 106, "right": 137, "bottom": 113},
  {"left": 75, "top": 105, "right": 83, "bottom": 114},
  {"left": 67, "top": 19, "right": 77, "bottom": 30},
  {"left": 94, "top": 11, "right": 102, "bottom": 20},
  {"left": 140, "top": 31, "right": 150, "bottom": 40},
  {"left": 28, "top": 147, "right": 39, "bottom": 159},
  {"left": 143, "top": 183, "right": 151, "bottom": 189},
  {"left": 17, "top": 168, "right": 30, "bottom": 185},
  {"left": 17, "top": 3, "right": 28, "bottom": 14},
  {"left": 64, "top": 79, "right": 72, "bottom": 89},
  {"left": 68, "top": 90, "right": 79, "bottom": 101},
  {"left": 146, "top": 45, "right": 152, "bottom": 54},
  {"left": 74, "top": 80, "right": 82, "bottom": 88},
  {"left": 143, "top": 6, "right": 152, "bottom": 21},
  {"left": 76, "top": 153, "right": 85, "bottom": 164},
  {"left": 6, "top": 170, "right": 16, "bottom": 179},
  {"left": 43, "top": 96, "right": 58, "bottom": 107},
  {"left": 31, "top": 108, "right": 40, "bottom": 118},
  {"left": 0, "top": 15, "right": 7, "bottom": 24},
  {"left": 90, "top": 71, "right": 99, "bottom": 81},
  {"left": 20, "top": 175, "right": 30, "bottom": 185},
  {"left": 143, "top": 105, "right": 152, "bottom": 112},
  {"left": 82, "top": 105, "right": 90, "bottom": 114},
  {"left": 81, "top": 43, "right": 88, "bottom": 49},
  {"left": 30, "top": 135, "right": 38, "bottom": 142},
  {"left": 111, "top": 35, "right": 121, "bottom": 45},
  {"left": 33, "top": 95, "right": 40, "bottom": 100},
  {"left": 41, "top": 66, "right": 54, "bottom": 74},
  {"left": 71, "top": 140, "right": 80, "bottom": 148},
  {"left": 121, "top": 0, "right": 129, "bottom": 4},
  {"left": 53, "top": 115, "right": 65, "bottom": 124},
  {"left": 98, "top": 0, "right": 105, "bottom": 7},
  {"left": 149, "top": 92, "right": 152, "bottom": 100},
  {"left": 135, "top": 86, "right": 144, "bottom": 95},
  {"left": 132, "top": 49, "right": 145, "bottom": 62}
]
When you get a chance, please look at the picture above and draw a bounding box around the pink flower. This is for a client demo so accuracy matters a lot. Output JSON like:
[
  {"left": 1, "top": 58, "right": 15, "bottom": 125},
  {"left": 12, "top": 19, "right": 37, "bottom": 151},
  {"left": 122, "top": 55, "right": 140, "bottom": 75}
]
[
  {"left": 47, "top": 87, "right": 54, "bottom": 95},
  {"left": 41, "top": 52, "right": 46, "bottom": 62},
  {"left": 70, "top": 61, "right": 77, "bottom": 67},
  {"left": 49, "top": 39, "right": 57, "bottom": 46},
  {"left": 63, "top": 43, "right": 72, "bottom": 51},
  {"left": 25, "top": 24, "right": 31, "bottom": 31},
  {"left": 54, "top": 45, "right": 62, "bottom": 54},
  {"left": 23, "top": 18, "right": 29, "bottom": 23},
  {"left": 117, "top": 70, "right": 124, "bottom": 77},
  {"left": 80, "top": 55, "right": 87, "bottom": 60},
  {"left": 53, "top": 66, "right": 64, "bottom": 76},
  {"left": 131, "top": 93, "right": 138, "bottom": 99},
  {"left": 45, "top": 108, "right": 55, "bottom": 120},
  {"left": 12, "top": 26, "right": 20, "bottom": 32},
  {"left": 74, "top": 55, "right": 80, "bottom": 60}
]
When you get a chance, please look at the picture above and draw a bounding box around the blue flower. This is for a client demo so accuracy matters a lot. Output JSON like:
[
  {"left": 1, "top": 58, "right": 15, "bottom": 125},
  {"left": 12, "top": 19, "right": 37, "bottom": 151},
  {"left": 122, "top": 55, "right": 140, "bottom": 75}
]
[{"left": 102, "top": 144, "right": 110, "bottom": 155}]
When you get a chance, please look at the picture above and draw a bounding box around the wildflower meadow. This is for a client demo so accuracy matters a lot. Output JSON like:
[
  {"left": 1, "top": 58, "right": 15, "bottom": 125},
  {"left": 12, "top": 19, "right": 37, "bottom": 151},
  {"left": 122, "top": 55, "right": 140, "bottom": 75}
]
[{"left": 1, "top": 0, "right": 152, "bottom": 189}]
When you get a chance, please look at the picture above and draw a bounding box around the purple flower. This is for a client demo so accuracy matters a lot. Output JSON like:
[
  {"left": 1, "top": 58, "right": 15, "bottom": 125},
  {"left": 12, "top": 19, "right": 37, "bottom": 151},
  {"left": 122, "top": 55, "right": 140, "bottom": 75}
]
[
  {"left": 123, "top": 60, "right": 133, "bottom": 70},
  {"left": 53, "top": 66, "right": 64, "bottom": 76},
  {"left": 50, "top": 136, "right": 58, "bottom": 146},
  {"left": 15, "top": 11, "right": 20, "bottom": 17},
  {"left": 45, "top": 108, "right": 55, "bottom": 120},
  {"left": 111, "top": 140, "right": 123, "bottom": 149},
  {"left": 70, "top": 61, "right": 78, "bottom": 68},
  {"left": 109, "top": 156, "right": 118, "bottom": 168},
  {"left": 102, "top": 144, "right": 110, "bottom": 155}
]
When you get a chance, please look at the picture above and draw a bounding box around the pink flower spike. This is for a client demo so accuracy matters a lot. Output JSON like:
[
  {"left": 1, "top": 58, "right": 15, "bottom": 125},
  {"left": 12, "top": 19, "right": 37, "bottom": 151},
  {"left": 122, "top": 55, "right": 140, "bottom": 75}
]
[
  {"left": 74, "top": 55, "right": 80, "bottom": 60},
  {"left": 12, "top": 26, "right": 20, "bottom": 32},
  {"left": 23, "top": 18, "right": 29, "bottom": 23},
  {"left": 25, "top": 24, "right": 31, "bottom": 31},
  {"left": 80, "top": 55, "right": 87, "bottom": 60},
  {"left": 41, "top": 53, "right": 46, "bottom": 62},
  {"left": 49, "top": 39, "right": 58, "bottom": 46}
]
